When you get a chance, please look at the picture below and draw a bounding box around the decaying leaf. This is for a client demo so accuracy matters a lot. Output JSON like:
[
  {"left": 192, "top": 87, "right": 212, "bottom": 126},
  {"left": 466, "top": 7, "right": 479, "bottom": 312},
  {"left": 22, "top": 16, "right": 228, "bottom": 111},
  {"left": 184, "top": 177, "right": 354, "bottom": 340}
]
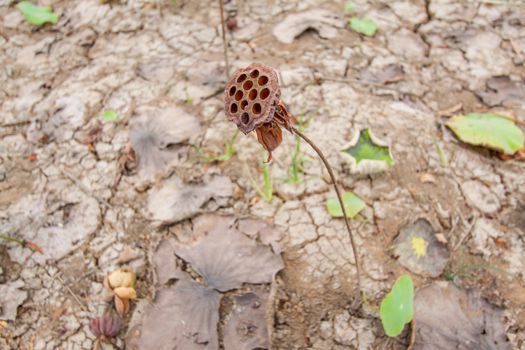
[
  {"left": 341, "top": 128, "right": 393, "bottom": 174},
  {"left": 391, "top": 219, "right": 449, "bottom": 277},
  {"left": 237, "top": 218, "right": 284, "bottom": 254},
  {"left": 146, "top": 176, "right": 233, "bottom": 224},
  {"left": 152, "top": 238, "right": 185, "bottom": 285},
  {"left": 171, "top": 214, "right": 284, "bottom": 292},
  {"left": 272, "top": 10, "right": 345, "bottom": 44},
  {"left": 414, "top": 282, "right": 511, "bottom": 350},
  {"left": 477, "top": 75, "right": 525, "bottom": 108},
  {"left": 130, "top": 107, "right": 201, "bottom": 180},
  {"left": 138, "top": 278, "right": 221, "bottom": 350},
  {"left": 0, "top": 280, "right": 28, "bottom": 321},
  {"left": 446, "top": 113, "right": 524, "bottom": 155},
  {"left": 136, "top": 215, "right": 283, "bottom": 350},
  {"left": 224, "top": 289, "right": 270, "bottom": 350}
]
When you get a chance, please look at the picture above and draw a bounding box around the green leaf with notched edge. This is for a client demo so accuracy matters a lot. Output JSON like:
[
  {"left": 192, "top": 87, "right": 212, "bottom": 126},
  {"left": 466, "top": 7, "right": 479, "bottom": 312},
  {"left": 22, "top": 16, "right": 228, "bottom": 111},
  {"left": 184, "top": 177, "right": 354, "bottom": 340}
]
[
  {"left": 326, "top": 191, "right": 365, "bottom": 218},
  {"left": 446, "top": 113, "right": 524, "bottom": 155},
  {"left": 348, "top": 17, "right": 377, "bottom": 36},
  {"left": 102, "top": 110, "right": 118, "bottom": 122},
  {"left": 380, "top": 275, "right": 414, "bottom": 337},
  {"left": 342, "top": 129, "right": 393, "bottom": 166},
  {"left": 17, "top": 1, "right": 59, "bottom": 26}
]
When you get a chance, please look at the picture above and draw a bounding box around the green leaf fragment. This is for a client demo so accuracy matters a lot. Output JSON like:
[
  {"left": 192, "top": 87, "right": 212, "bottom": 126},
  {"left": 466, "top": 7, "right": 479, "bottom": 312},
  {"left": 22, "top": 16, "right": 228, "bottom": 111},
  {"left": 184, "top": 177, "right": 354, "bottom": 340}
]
[
  {"left": 380, "top": 274, "right": 414, "bottom": 337},
  {"left": 348, "top": 17, "right": 377, "bottom": 36},
  {"left": 17, "top": 1, "right": 59, "bottom": 26},
  {"left": 344, "top": 1, "right": 355, "bottom": 13},
  {"left": 446, "top": 113, "right": 524, "bottom": 155},
  {"left": 326, "top": 192, "right": 365, "bottom": 218},
  {"left": 342, "top": 129, "right": 393, "bottom": 166},
  {"left": 102, "top": 110, "right": 118, "bottom": 122}
]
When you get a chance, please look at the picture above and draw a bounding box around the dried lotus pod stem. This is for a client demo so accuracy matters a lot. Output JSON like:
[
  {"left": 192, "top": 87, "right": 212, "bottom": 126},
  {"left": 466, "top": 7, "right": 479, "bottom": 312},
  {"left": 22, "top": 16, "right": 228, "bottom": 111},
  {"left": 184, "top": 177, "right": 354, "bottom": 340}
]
[
  {"left": 224, "top": 63, "right": 362, "bottom": 296},
  {"left": 218, "top": 0, "right": 230, "bottom": 79},
  {"left": 290, "top": 126, "right": 361, "bottom": 294}
]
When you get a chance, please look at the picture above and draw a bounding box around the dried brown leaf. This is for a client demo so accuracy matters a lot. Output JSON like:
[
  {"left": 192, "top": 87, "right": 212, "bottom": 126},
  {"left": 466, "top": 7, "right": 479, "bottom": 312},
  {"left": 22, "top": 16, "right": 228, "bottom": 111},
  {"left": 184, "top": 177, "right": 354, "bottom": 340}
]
[
  {"left": 130, "top": 107, "right": 200, "bottom": 180},
  {"left": 224, "top": 289, "right": 270, "bottom": 350},
  {"left": 172, "top": 214, "right": 284, "bottom": 292},
  {"left": 146, "top": 176, "right": 233, "bottom": 224},
  {"left": 137, "top": 278, "right": 221, "bottom": 350},
  {"left": 392, "top": 219, "right": 449, "bottom": 277},
  {"left": 414, "top": 282, "right": 511, "bottom": 350}
]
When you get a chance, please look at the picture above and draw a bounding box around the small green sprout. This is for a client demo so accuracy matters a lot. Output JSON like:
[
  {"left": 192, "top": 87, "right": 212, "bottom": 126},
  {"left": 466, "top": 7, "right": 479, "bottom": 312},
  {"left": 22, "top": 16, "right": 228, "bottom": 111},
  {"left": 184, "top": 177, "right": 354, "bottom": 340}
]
[
  {"left": 286, "top": 112, "right": 315, "bottom": 184},
  {"left": 102, "top": 110, "right": 118, "bottom": 122},
  {"left": 344, "top": 1, "right": 354, "bottom": 13},
  {"left": 17, "top": 1, "right": 59, "bottom": 26},
  {"left": 380, "top": 274, "right": 414, "bottom": 337},
  {"left": 204, "top": 130, "right": 238, "bottom": 162},
  {"left": 248, "top": 152, "right": 273, "bottom": 202}
]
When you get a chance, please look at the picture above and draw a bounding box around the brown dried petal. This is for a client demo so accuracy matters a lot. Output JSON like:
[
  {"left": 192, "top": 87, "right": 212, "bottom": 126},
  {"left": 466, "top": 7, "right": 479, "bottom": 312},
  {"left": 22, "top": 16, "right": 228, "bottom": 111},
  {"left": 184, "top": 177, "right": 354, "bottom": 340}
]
[{"left": 256, "top": 123, "right": 283, "bottom": 162}]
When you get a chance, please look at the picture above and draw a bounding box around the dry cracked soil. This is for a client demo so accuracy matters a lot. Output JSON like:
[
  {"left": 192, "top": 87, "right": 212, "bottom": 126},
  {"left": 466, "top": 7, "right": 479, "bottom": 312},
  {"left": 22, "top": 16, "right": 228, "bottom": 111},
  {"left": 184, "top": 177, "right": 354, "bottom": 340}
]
[{"left": 1, "top": 0, "right": 525, "bottom": 349}]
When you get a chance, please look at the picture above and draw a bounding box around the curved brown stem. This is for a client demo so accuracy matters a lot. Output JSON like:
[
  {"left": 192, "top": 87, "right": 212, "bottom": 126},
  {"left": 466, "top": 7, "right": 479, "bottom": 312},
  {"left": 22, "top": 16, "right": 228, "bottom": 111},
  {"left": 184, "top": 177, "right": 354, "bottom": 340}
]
[
  {"left": 218, "top": 0, "right": 230, "bottom": 79},
  {"left": 290, "top": 126, "right": 362, "bottom": 295}
]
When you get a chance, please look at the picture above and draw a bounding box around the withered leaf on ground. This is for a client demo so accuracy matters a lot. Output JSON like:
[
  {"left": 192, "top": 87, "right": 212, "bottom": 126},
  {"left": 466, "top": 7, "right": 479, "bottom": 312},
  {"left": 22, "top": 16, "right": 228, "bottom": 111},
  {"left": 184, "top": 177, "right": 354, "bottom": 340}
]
[
  {"left": 391, "top": 219, "right": 449, "bottom": 277},
  {"left": 137, "top": 214, "right": 283, "bottom": 350},
  {"left": 146, "top": 176, "right": 233, "bottom": 224},
  {"left": 272, "top": 10, "right": 344, "bottom": 44},
  {"left": 224, "top": 289, "right": 270, "bottom": 350},
  {"left": 138, "top": 278, "right": 221, "bottom": 350},
  {"left": 130, "top": 107, "right": 200, "bottom": 180},
  {"left": 477, "top": 75, "right": 525, "bottom": 108},
  {"left": 171, "top": 214, "right": 284, "bottom": 292},
  {"left": 414, "top": 282, "right": 511, "bottom": 350}
]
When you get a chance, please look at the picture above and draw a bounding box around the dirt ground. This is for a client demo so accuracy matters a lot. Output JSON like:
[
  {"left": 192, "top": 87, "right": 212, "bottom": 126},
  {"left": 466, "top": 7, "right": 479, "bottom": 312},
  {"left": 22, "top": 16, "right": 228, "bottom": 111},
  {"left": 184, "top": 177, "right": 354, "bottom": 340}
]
[{"left": 1, "top": 0, "right": 525, "bottom": 349}]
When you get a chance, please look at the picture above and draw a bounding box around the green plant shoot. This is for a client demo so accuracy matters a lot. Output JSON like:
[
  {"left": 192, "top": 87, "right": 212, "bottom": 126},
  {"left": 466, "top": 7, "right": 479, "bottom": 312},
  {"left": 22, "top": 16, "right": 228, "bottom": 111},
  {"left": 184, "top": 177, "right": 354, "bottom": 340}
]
[
  {"left": 380, "top": 274, "right": 414, "bottom": 337},
  {"left": 102, "top": 110, "right": 118, "bottom": 122},
  {"left": 248, "top": 152, "right": 273, "bottom": 202},
  {"left": 205, "top": 130, "right": 238, "bottom": 162},
  {"left": 287, "top": 113, "right": 314, "bottom": 184}
]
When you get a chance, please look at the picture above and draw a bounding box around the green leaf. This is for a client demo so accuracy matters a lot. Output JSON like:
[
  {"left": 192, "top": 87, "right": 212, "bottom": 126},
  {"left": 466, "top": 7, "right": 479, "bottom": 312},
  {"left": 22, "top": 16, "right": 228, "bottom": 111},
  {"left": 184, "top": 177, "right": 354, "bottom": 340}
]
[
  {"left": 326, "top": 192, "right": 365, "bottom": 218},
  {"left": 348, "top": 17, "right": 377, "bottom": 36},
  {"left": 17, "top": 1, "right": 59, "bottom": 26},
  {"left": 342, "top": 129, "right": 393, "bottom": 166},
  {"left": 380, "top": 275, "right": 414, "bottom": 337},
  {"left": 344, "top": 1, "right": 355, "bottom": 13},
  {"left": 446, "top": 113, "right": 524, "bottom": 155},
  {"left": 102, "top": 110, "right": 118, "bottom": 122}
]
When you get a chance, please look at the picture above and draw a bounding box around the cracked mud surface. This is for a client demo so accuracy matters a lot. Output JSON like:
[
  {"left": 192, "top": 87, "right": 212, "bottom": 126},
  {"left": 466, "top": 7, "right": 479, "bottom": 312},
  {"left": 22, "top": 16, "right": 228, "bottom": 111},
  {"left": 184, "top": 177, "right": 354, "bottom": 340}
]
[{"left": 1, "top": 0, "right": 525, "bottom": 349}]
